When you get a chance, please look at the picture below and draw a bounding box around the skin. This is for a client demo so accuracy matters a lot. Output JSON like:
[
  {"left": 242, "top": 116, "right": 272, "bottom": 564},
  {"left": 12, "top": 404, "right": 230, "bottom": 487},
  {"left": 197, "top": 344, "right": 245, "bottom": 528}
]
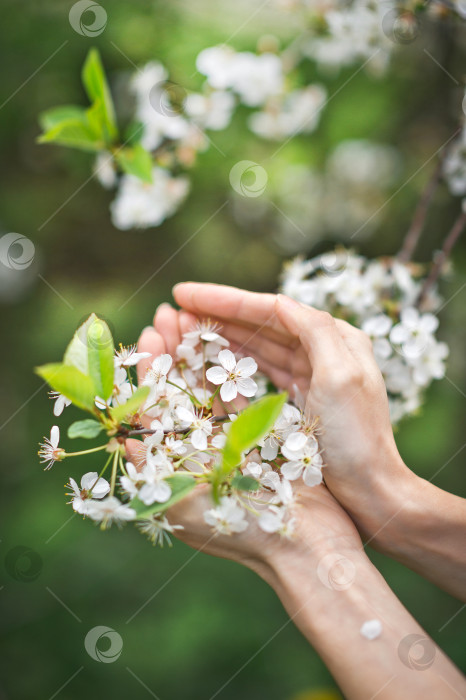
[
  {"left": 124, "top": 291, "right": 466, "bottom": 699},
  {"left": 167, "top": 282, "right": 466, "bottom": 602}
]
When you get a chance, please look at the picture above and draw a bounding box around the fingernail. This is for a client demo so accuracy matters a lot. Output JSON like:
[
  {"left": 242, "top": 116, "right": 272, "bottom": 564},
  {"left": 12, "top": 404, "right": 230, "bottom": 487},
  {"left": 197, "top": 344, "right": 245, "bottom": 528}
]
[
  {"left": 156, "top": 302, "right": 172, "bottom": 312},
  {"left": 142, "top": 325, "right": 154, "bottom": 333},
  {"left": 172, "top": 282, "right": 194, "bottom": 292}
]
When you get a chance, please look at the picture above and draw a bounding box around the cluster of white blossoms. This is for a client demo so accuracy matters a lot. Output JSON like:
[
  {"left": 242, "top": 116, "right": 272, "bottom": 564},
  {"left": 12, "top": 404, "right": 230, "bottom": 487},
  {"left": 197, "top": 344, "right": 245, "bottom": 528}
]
[
  {"left": 272, "top": 0, "right": 464, "bottom": 74},
  {"left": 196, "top": 45, "right": 327, "bottom": 140},
  {"left": 233, "top": 140, "right": 401, "bottom": 253},
  {"left": 281, "top": 249, "right": 449, "bottom": 423},
  {"left": 39, "top": 320, "right": 324, "bottom": 545},
  {"left": 95, "top": 60, "right": 235, "bottom": 230}
]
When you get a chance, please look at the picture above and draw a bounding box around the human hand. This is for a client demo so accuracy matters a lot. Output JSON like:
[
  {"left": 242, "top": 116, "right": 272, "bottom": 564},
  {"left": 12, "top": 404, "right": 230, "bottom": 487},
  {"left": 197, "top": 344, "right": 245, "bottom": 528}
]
[
  {"left": 171, "top": 283, "right": 414, "bottom": 544},
  {"left": 127, "top": 306, "right": 363, "bottom": 583}
]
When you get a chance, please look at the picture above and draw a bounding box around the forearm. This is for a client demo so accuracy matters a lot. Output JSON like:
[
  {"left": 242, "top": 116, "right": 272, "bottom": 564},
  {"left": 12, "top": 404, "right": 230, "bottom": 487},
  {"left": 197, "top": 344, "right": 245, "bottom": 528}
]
[
  {"left": 369, "top": 470, "right": 466, "bottom": 601},
  {"left": 261, "top": 546, "right": 465, "bottom": 700}
]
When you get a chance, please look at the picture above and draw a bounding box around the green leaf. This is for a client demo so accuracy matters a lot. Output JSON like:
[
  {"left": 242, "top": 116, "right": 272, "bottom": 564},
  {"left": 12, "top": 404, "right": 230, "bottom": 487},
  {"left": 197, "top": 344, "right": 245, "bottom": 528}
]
[
  {"left": 87, "top": 317, "right": 115, "bottom": 401},
  {"left": 221, "top": 392, "right": 288, "bottom": 474},
  {"left": 81, "top": 48, "right": 118, "bottom": 143},
  {"left": 115, "top": 143, "right": 153, "bottom": 183},
  {"left": 130, "top": 474, "right": 196, "bottom": 519},
  {"left": 63, "top": 313, "right": 98, "bottom": 374},
  {"left": 35, "top": 363, "right": 96, "bottom": 413},
  {"left": 38, "top": 105, "right": 88, "bottom": 131},
  {"left": 109, "top": 386, "right": 150, "bottom": 424},
  {"left": 68, "top": 419, "right": 104, "bottom": 439},
  {"left": 124, "top": 121, "right": 144, "bottom": 145},
  {"left": 38, "top": 117, "right": 103, "bottom": 152},
  {"left": 231, "top": 474, "right": 260, "bottom": 491}
]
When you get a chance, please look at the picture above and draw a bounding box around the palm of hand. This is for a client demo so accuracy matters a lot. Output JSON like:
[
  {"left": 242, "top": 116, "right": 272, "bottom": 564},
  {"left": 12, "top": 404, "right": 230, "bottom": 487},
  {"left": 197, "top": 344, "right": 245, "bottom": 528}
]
[{"left": 127, "top": 306, "right": 362, "bottom": 570}]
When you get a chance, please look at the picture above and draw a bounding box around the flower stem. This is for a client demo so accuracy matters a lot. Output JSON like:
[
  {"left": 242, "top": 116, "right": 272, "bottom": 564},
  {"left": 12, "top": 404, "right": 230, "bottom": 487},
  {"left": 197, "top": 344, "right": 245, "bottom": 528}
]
[
  {"left": 417, "top": 208, "right": 466, "bottom": 308},
  {"left": 109, "top": 449, "right": 119, "bottom": 497},
  {"left": 64, "top": 445, "right": 109, "bottom": 458}
]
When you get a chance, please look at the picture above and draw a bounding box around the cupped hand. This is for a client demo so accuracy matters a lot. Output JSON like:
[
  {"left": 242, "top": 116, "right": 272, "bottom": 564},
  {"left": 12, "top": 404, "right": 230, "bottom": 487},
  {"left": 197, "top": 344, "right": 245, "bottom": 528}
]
[
  {"left": 171, "top": 283, "right": 414, "bottom": 542},
  {"left": 126, "top": 304, "right": 363, "bottom": 582}
]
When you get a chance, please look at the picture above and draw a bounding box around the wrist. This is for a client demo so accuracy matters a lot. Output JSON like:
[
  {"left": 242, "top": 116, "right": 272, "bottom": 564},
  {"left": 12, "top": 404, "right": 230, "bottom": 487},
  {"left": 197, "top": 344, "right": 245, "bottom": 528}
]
[{"left": 326, "top": 445, "right": 417, "bottom": 548}]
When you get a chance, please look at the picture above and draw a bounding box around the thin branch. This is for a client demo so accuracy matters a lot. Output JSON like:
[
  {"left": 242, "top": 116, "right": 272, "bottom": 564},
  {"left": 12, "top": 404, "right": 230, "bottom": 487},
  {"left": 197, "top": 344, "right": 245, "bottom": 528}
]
[
  {"left": 397, "top": 143, "right": 454, "bottom": 263},
  {"left": 417, "top": 209, "right": 466, "bottom": 308},
  {"left": 122, "top": 414, "right": 233, "bottom": 438}
]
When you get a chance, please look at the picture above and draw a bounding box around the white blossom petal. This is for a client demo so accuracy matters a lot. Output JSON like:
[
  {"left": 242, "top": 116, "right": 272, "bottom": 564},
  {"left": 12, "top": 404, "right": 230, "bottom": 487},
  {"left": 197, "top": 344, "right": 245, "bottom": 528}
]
[{"left": 206, "top": 366, "right": 229, "bottom": 385}]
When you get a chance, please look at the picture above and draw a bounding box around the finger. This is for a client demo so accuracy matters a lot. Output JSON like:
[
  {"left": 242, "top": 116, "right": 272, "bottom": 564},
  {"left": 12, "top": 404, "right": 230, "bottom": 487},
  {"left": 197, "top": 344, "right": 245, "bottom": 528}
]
[
  {"left": 335, "top": 319, "right": 377, "bottom": 365},
  {"left": 154, "top": 303, "right": 182, "bottom": 355},
  {"left": 173, "top": 283, "right": 292, "bottom": 343},
  {"left": 227, "top": 339, "right": 298, "bottom": 392},
  {"left": 178, "top": 310, "right": 198, "bottom": 336},
  {"left": 275, "top": 296, "right": 353, "bottom": 374},
  {"left": 137, "top": 326, "right": 166, "bottom": 384},
  {"left": 222, "top": 322, "right": 310, "bottom": 375}
]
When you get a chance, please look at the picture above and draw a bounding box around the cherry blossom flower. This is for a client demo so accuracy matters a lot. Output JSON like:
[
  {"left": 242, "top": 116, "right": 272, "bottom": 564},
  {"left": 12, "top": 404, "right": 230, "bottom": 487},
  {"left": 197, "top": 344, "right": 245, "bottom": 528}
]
[
  {"left": 390, "top": 308, "right": 439, "bottom": 360},
  {"left": 49, "top": 391, "right": 72, "bottom": 417},
  {"left": 204, "top": 496, "right": 248, "bottom": 535},
  {"left": 137, "top": 515, "right": 184, "bottom": 546},
  {"left": 176, "top": 406, "right": 213, "bottom": 450},
  {"left": 114, "top": 344, "right": 151, "bottom": 368},
  {"left": 67, "top": 472, "right": 110, "bottom": 514},
  {"left": 38, "top": 426, "right": 64, "bottom": 470},
  {"left": 258, "top": 505, "right": 295, "bottom": 537},
  {"left": 85, "top": 497, "right": 136, "bottom": 527},
  {"left": 206, "top": 349, "right": 258, "bottom": 402},
  {"left": 281, "top": 436, "right": 323, "bottom": 487},
  {"left": 110, "top": 168, "right": 189, "bottom": 230}
]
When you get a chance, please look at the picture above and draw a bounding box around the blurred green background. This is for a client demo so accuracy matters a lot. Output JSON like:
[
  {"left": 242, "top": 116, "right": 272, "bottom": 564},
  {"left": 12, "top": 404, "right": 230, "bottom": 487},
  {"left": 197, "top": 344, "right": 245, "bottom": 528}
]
[{"left": 0, "top": 1, "right": 465, "bottom": 698}]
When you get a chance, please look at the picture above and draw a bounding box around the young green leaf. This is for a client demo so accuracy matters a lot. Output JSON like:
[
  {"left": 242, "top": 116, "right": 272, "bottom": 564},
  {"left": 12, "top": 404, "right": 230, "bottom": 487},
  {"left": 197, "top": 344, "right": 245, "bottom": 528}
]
[
  {"left": 221, "top": 392, "right": 288, "bottom": 474},
  {"left": 130, "top": 474, "right": 196, "bottom": 519},
  {"left": 87, "top": 317, "right": 115, "bottom": 401},
  {"left": 231, "top": 474, "right": 260, "bottom": 491},
  {"left": 38, "top": 117, "right": 104, "bottom": 152},
  {"left": 38, "top": 105, "right": 88, "bottom": 131},
  {"left": 35, "top": 363, "right": 97, "bottom": 413},
  {"left": 109, "top": 386, "right": 150, "bottom": 424},
  {"left": 63, "top": 313, "right": 98, "bottom": 374},
  {"left": 115, "top": 143, "right": 153, "bottom": 183},
  {"left": 81, "top": 48, "right": 118, "bottom": 143},
  {"left": 68, "top": 419, "right": 104, "bottom": 439}
]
